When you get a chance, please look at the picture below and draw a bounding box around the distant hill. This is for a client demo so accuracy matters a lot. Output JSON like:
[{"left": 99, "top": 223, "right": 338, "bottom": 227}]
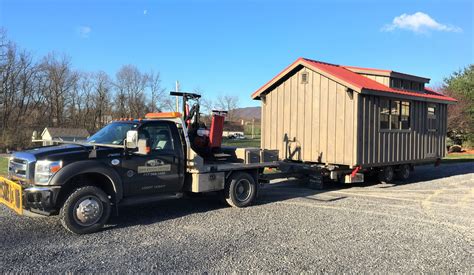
[{"left": 231, "top": 106, "right": 261, "bottom": 120}]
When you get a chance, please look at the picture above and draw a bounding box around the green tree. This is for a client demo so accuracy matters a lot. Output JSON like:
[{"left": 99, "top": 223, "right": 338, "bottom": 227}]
[{"left": 443, "top": 65, "right": 474, "bottom": 147}]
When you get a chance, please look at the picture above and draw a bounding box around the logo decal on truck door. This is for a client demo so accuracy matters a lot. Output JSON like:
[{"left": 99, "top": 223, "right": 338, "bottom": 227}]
[
  {"left": 137, "top": 165, "right": 171, "bottom": 174},
  {"left": 137, "top": 159, "right": 171, "bottom": 174},
  {"left": 146, "top": 159, "right": 164, "bottom": 167}
]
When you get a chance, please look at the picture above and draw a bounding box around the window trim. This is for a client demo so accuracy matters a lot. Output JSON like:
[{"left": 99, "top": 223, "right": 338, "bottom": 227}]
[{"left": 427, "top": 103, "right": 437, "bottom": 131}]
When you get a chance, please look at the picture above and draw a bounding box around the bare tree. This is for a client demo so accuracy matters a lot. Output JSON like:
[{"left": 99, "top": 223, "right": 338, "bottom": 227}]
[
  {"left": 147, "top": 70, "right": 165, "bottom": 112},
  {"left": 0, "top": 30, "right": 173, "bottom": 150},
  {"left": 39, "top": 53, "right": 78, "bottom": 126},
  {"left": 201, "top": 98, "right": 215, "bottom": 115},
  {"left": 114, "top": 65, "right": 148, "bottom": 118},
  {"left": 93, "top": 71, "right": 112, "bottom": 128},
  {"left": 216, "top": 94, "right": 239, "bottom": 121}
]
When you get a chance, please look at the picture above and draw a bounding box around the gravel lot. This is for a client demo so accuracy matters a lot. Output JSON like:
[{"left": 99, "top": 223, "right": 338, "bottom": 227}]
[{"left": 1, "top": 162, "right": 473, "bottom": 273}]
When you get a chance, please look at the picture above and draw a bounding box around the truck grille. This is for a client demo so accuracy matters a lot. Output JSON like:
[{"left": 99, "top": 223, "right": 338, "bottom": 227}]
[{"left": 8, "top": 153, "right": 36, "bottom": 183}]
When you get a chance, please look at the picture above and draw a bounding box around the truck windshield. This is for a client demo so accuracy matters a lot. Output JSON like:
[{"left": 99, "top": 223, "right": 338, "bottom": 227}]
[{"left": 87, "top": 122, "right": 138, "bottom": 145}]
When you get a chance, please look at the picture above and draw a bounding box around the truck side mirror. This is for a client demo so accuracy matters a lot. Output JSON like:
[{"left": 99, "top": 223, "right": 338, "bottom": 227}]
[{"left": 126, "top": 130, "right": 139, "bottom": 149}]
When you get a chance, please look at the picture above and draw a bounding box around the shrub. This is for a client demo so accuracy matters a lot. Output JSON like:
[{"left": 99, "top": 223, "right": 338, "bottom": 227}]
[{"left": 449, "top": 145, "right": 463, "bottom": 153}]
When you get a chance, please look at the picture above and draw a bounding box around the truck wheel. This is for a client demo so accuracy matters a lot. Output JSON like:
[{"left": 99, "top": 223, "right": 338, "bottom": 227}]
[
  {"left": 59, "top": 186, "right": 111, "bottom": 234},
  {"left": 378, "top": 166, "right": 394, "bottom": 183},
  {"left": 223, "top": 172, "right": 257, "bottom": 208},
  {"left": 396, "top": 164, "right": 411, "bottom": 181}
]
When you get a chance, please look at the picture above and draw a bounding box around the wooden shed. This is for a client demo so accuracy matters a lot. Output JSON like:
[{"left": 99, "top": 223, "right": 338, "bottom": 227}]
[{"left": 252, "top": 58, "right": 456, "bottom": 168}]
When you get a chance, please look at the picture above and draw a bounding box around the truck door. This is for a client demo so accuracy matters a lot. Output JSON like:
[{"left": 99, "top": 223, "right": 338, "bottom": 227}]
[{"left": 121, "top": 121, "right": 184, "bottom": 196}]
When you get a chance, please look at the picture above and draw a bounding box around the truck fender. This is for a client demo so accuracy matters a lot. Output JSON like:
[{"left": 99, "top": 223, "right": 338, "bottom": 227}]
[{"left": 49, "top": 160, "right": 124, "bottom": 202}]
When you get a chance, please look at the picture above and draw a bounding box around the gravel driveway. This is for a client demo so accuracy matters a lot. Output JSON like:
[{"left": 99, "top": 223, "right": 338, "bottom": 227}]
[{"left": 1, "top": 162, "right": 473, "bottom": 273}]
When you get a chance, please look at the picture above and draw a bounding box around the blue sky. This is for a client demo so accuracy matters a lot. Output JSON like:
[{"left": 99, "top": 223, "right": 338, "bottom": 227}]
[{"left": 0, "top": 0, "right": 472, "bottom": 107}]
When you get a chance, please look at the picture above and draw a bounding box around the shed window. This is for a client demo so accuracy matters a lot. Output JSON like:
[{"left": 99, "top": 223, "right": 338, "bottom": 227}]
[
  {"left": 401, "top": 80, "right": 411, "bottom": 90},
  {"left": 400, "top": 101, "right": 411, "bottom": 129},
  {"left": 379, "top": 99, "right": 411, "bottom": 130},
  {"left": 301, "top": 72, "right": 308, "bottom": 84},
  {"left": 390, "top": 101, "right": 400, "bottom": 129},
  {"left": 380, "top": 100, "right": 390, "bottom": 129},
  {"left": 427, "top": 104, "right": 437, "bottom": 130}
]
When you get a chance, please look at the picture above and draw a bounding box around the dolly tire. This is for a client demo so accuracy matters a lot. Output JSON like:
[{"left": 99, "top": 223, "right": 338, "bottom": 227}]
[
  {"left": 396, "top": 164, "right": 411, "bottom": 181},
  {"left": 59, "top": 186, "right": 111, "bottom": 234},
  {"left": 378, "top": 166, "right": 395, "bottom": 184}
]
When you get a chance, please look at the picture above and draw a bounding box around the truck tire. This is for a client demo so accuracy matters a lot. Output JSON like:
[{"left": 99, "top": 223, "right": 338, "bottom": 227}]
[
  {"left": 223, "top": 172, "right": 257, "bottom": 208},
  {"left": 378, "top": 166, "right": 394, "bottom": 183},
  {"left": 59, "top": 186, "right": 111, "bottom": 234},
  {"left": 396, "top": 164, "right": 411, "bottom": 181}
]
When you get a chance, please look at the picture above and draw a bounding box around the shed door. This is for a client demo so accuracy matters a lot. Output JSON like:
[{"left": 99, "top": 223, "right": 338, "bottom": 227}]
[{"left": 425, "top": 103, "right": 438, "bottom": 158}]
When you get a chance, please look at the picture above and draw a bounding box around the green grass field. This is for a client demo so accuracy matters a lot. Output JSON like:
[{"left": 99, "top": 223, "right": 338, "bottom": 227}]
[
  {"left": 442, "top": 153, "right": 474, "bottom": 164},
  {"left": 0, "top": 157, "right": 8, "bottom": 176}
]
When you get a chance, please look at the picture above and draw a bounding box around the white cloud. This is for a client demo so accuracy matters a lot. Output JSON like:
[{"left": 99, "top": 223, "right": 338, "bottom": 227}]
[
  {"left": 77, "top": 26, "right": 92, "bottom": 38},
  {"left": 382, "top": 12, "right": 462, "bottom": 33}
]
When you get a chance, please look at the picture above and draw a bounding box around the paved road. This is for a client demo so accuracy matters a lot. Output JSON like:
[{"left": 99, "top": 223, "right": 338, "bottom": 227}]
[{"left": 1, "top": 162, "right": 473, "bottom": 273}]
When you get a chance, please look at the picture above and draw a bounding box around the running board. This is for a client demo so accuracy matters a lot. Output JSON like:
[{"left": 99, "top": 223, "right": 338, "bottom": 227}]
[{"left": 119, "top": 193, "right": 183, "bottom": 207}]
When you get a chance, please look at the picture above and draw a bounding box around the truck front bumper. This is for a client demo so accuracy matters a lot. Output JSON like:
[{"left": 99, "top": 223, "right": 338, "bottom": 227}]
[{"left": 0, "top": 176, "right": 61, "bottom": 216}]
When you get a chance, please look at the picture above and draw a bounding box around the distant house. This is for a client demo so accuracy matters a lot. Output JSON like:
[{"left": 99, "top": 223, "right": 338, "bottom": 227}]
[{"left": 41, "top": 127, "right": 90, "bottom": 146}]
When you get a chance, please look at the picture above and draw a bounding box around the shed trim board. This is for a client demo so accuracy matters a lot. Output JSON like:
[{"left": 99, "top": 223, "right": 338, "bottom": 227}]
[
  {"left": 253, "top": 58, "right": 452, "bottom": 168},
  {"left": 342, "top": 65, "right": 431, "bottom": 83}
]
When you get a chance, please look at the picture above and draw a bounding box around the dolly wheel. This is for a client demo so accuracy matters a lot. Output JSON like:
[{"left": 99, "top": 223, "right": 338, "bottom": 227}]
[
  {"left": 223, "top": 172, "right": 257, "bottom": 208},
  {"left": 378, "top": 166, "right": 395, "bottom": 183},
  {"left": 59, "top": 186, "right": 111, "bottom": 234},
  {"left": 396, "top": 164, "right": 411, "bottom": 181}
]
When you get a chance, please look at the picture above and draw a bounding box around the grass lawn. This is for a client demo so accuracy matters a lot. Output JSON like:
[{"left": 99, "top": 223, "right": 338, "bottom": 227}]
[
  {"left": 442, "top": 153, "right": 474, "bottom": 164},
  {"left": 0, "top": 157, "right": 8, "bottom": 176},
  {"left": 222, "top": 138, "right": 261, "bottom": 148}
]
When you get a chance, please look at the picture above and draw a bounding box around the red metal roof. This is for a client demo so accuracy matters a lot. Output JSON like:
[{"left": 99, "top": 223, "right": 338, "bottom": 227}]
[{"left": 252, "top": 57, "right": 456, "bottom": 103}]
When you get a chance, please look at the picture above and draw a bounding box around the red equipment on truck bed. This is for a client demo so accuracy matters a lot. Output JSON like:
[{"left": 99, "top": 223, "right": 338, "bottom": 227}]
[{"left": 209, "top": 112, "right": 225, "bottom": 148}]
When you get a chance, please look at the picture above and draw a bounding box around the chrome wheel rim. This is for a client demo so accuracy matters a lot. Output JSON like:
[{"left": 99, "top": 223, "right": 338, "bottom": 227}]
[
  {"left": 235, "top": 179, "right": 252, "bottom": 202},
  {"left": 73, "top": 196, "right": 103, "bottom": 226}
]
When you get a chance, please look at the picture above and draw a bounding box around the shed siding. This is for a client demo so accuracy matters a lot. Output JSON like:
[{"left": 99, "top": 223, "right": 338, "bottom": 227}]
[
  {"left": 360, "top": 74, "right": 390, "bottom": 86},
  {"left": 261, "top": 67, "right": 357, "bottom": 166},
  {"left": 356, "top": 95, "right": 447, "bottom": 167}
]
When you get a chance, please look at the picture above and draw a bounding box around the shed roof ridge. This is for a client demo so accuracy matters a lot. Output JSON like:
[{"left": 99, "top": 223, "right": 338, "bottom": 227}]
[{"left": 301, "top": 58, "right": 341, "bottom": 67}]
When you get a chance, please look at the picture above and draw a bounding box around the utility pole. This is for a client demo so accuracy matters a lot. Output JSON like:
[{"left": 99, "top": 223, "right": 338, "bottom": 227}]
[
  {"left": 175, "top": 81, "right": 180, "bottom": 112},
  {"left": 252, "top": 119, "right": 255, "bottom": 139}
]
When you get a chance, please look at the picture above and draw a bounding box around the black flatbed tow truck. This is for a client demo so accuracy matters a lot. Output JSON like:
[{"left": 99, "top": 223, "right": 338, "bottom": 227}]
[{"left": 0, "top": 92, "right": 281, "bottom": 234}]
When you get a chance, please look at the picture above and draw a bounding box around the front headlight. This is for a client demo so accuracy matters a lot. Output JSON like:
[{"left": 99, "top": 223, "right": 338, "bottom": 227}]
[{"left": 35, "top": 160, "right": 62, "bottom": 185}]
